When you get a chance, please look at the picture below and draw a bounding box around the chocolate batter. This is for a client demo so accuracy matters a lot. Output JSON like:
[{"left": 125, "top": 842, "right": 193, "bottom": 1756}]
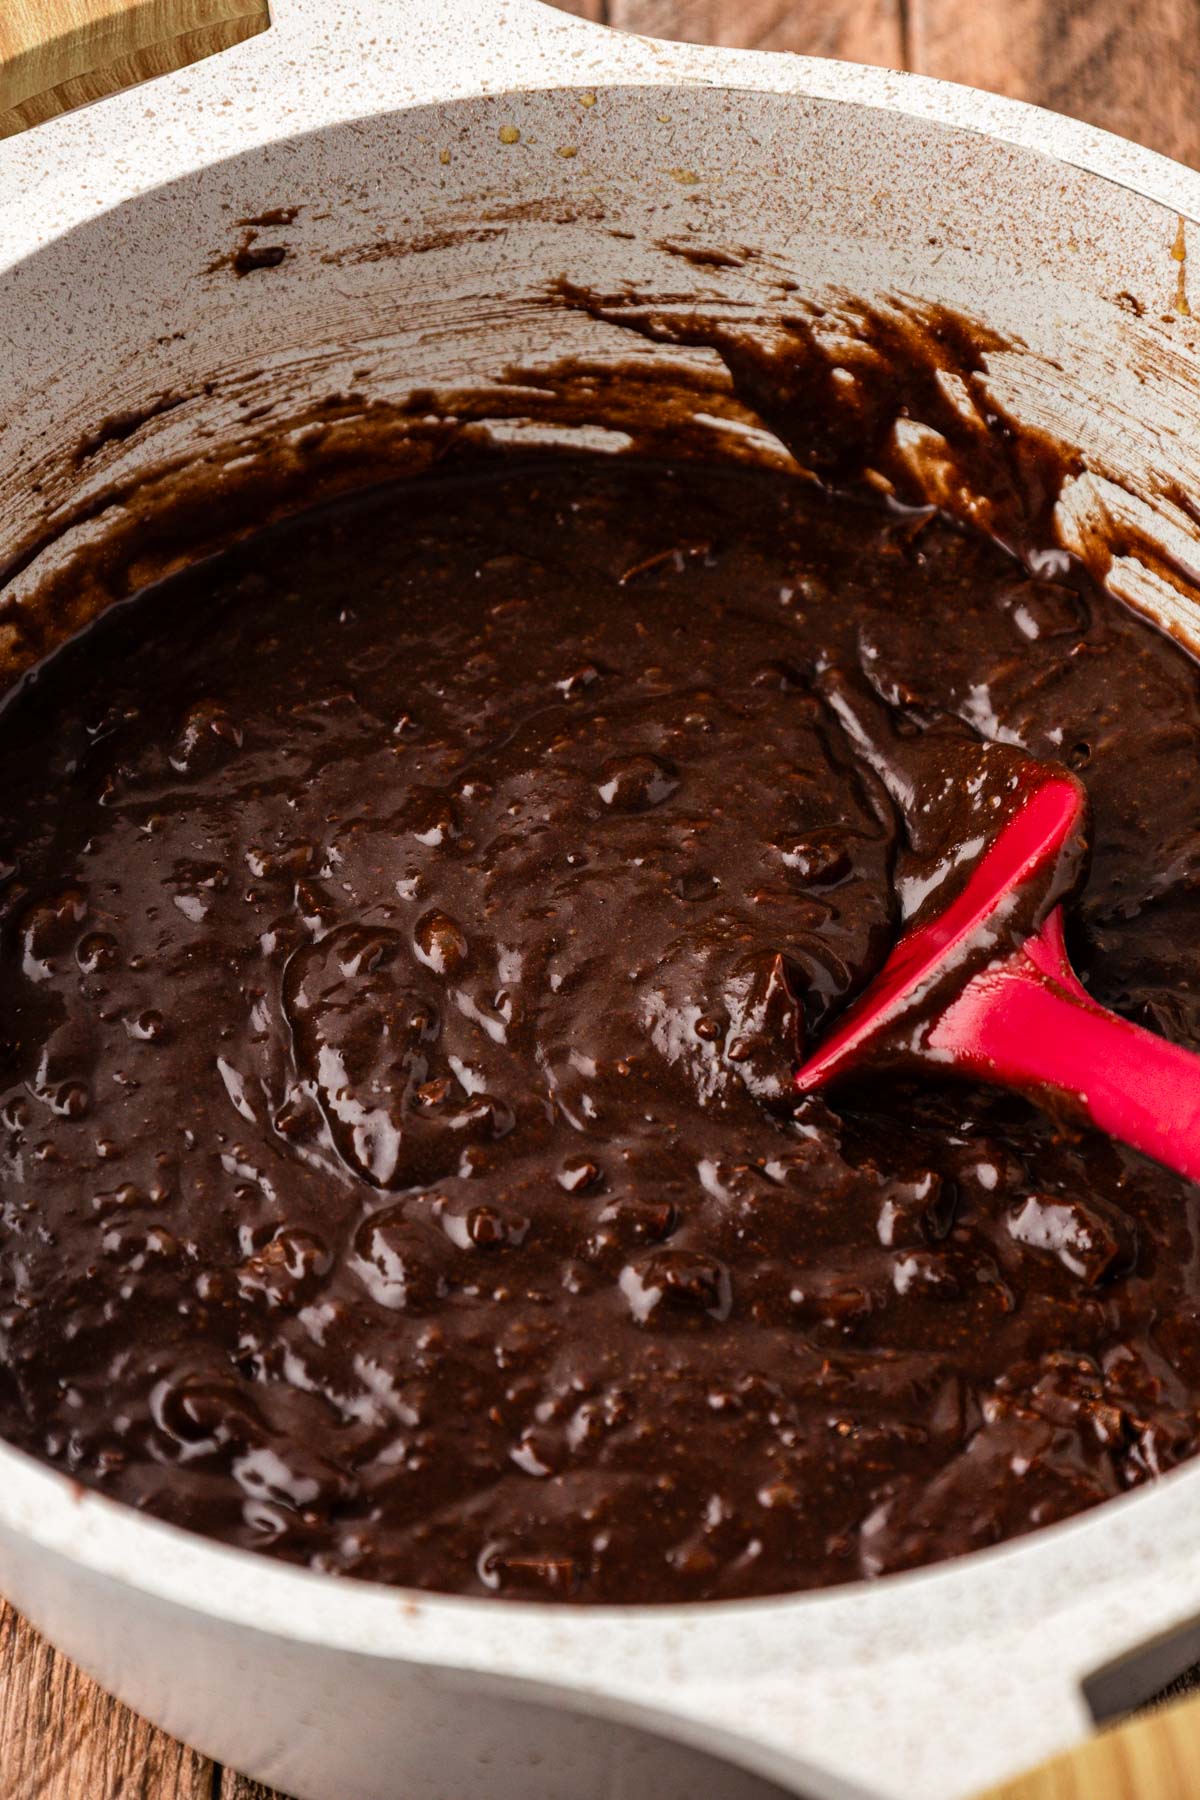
[{"left": 0, "top": 451, "right": 1198, "bottom": 1602}]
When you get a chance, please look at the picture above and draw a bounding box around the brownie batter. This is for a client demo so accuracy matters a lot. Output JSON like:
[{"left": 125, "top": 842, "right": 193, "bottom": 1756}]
[{"left": 0, "top": 452, "right": 1198, "bottom": 1602}]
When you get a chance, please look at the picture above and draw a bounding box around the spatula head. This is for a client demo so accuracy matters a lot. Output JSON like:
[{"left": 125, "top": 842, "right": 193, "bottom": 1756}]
[{"left": 795, "top": 766, "right": 1087, "bottom": 1092}]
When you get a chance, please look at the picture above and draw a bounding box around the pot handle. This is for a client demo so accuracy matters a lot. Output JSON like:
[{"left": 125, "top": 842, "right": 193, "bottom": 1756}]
[
  {"left": 977, "top": 1686, "right": 1200, "bottom": 1799},
  {"left": 0, "top": 0, "right": 272, "bottom": 140}
]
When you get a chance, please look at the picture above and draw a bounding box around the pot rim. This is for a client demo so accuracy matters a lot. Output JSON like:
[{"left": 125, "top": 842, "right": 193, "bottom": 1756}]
[
  {"left": 2, "top": 0, "right": 1200, "bottom": 265},
  {"left": 2, "top": 1407, "right": 1200, "bottom": 1656}
]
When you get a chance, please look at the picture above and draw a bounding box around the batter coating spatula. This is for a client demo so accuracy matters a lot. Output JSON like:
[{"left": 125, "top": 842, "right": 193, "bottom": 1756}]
[{"left": 795, "top": 743, "right": 1200, "bottom": 1184}]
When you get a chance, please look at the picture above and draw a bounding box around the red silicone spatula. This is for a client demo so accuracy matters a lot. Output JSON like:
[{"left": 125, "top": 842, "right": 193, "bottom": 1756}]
[{"left": 795, "top": 763, "right": 1200, "bottom": 1183}]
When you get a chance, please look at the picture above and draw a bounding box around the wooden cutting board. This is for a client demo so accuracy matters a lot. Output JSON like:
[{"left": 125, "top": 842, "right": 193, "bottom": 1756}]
[{"left": 2, "top": 0, "right": 1200, "bottom": 1794}]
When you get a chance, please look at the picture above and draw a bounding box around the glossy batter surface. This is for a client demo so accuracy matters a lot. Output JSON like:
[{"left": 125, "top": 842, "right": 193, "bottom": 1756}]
[{"left": 1, "top": 456, "right": 1198, "bottom": 1601}]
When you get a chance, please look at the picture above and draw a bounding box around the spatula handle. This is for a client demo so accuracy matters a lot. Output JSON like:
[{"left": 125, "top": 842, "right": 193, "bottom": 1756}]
[
  {"left": 0, "top": 0, "right": 271, "bottom": 140},
  {"left": 931, "top": 954, "right": 1200, "bottom": 1184}
]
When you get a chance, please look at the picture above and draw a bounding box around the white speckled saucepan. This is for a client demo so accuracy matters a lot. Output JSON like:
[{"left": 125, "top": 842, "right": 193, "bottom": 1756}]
[{"left": 2, "top": 3, "right": 1200, "bottom": 1797}]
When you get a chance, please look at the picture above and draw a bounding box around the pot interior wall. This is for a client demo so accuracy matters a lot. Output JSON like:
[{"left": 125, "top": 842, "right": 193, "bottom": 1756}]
[{"left": 2, "top": 84, "right": 1200, "bottom": 677}]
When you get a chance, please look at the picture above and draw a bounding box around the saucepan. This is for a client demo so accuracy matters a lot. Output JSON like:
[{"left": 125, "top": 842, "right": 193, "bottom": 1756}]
[{"left": 2, "top": 2, "right": 1200, "bottom": 1796}]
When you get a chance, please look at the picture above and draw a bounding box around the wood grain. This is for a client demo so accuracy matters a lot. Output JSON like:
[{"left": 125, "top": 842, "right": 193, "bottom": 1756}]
[
  {"left": 555, "top": 0, "right": 905, "bottom": 65},
  {"left": 0, "top": 0, "right": 271, "bottom": 139},
  {"left": 980, "top": 1690, "right": 1200, "bottom": 1800},
  {"left": 908, "top": 0, "right": 1200, "bottom": 167}
]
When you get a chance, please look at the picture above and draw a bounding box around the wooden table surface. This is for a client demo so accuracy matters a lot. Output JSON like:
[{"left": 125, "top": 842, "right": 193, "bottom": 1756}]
[{"left": 4, "top": 0, "right": 1200, "bottom": 1795}]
